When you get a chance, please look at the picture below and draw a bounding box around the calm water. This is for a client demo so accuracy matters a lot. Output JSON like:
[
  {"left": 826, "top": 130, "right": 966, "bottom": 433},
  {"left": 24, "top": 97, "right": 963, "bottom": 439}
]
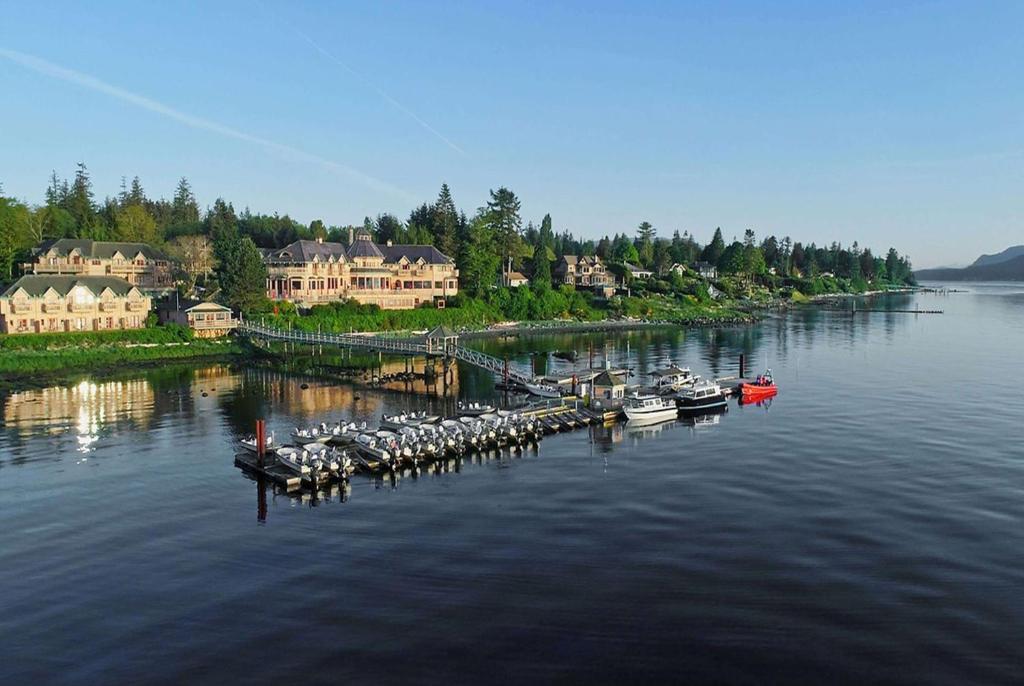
[{"left": 2, "top": 284, "right": 1023, "bottom": 684}]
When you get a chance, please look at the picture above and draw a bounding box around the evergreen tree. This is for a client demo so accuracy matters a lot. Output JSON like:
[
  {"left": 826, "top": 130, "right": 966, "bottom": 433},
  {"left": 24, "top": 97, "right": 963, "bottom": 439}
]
[
  {"left": 458, "top": 214, "right": 501, "bottom": 295},
  {"left": 529, "top": 242, "right": 552, "bottom": 288},
  {"left": 171, "top": 177, "right": 200, "bottom": 227},
  {"left": 539, "top": 213, "right": 554, "bottom": 253},
  {"left": 635, "top": 221, "right": 655, "bottom": 267},
  {"left": 702, "top": 227, "right": 725, "bottom": 264},
  {"left": 66, "top": 163, "right": 97, "bottom": 235},
  {"left": 484, "top": 187, "right": 523, "bottom": 281},
  {"left": 432, "top": 183, "right": 459, "bottom": 258},
  {"left": 217, "top": 236, "right": 267, "bottom": 314}
]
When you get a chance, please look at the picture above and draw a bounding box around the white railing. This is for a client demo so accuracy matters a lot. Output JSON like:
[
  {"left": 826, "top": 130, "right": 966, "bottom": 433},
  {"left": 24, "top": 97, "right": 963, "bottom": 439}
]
[{"left": 238, "top": 322, "right": 534, "bottom": 383}]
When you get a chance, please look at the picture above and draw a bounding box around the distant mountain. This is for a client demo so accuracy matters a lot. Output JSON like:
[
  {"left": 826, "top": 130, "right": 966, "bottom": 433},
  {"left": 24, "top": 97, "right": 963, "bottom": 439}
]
[
  {"left": 971, "top": 245, "right": 1024, "bottom": 268},
  {"left": 916, "top": 254, "right": 1024, "bottom": 281}
]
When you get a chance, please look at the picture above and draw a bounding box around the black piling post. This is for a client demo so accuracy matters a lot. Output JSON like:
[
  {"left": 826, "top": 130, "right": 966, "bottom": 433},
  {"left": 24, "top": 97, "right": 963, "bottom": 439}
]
[{"left": 739, "top": 354, "right": 746, "bottom": 379}]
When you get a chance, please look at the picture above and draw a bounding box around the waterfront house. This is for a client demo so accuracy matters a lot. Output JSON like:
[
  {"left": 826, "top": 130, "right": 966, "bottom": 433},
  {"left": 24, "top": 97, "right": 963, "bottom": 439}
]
[
  {"left": 157, "top": 298, "right": 237, "bottom": 338},
  {"left": 592, "top": 369, "right": 628, "bottom": 401},
  {"left": 264, "top": 232, "right": 458, "bottom": 309},
  {"left": 669, "top": 263, "right": 689, "bottom": 276},
  {"left": 554, "top": 255, "right": 615, "bottom": 290},
  {"left": 0, "top": 275, "right": 151, "bottom": 334},
  {"left": 506, "top": 271, "right": 529, "bottom": 288},
  {"left": 24, "top": 239, "right": 174, "bottom": 291},
  {"left": 692, "top": 261, "right": 718, "bottom": 279},
  {"left": 624, "top": 262, "right": 654, "bottom": 280}
]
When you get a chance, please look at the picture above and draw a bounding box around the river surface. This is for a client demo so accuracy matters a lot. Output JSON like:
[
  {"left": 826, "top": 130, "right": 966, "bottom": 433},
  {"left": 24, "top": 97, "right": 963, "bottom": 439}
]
[{"left": 1, "top": 284, "right": 1022, "bottom": 684}]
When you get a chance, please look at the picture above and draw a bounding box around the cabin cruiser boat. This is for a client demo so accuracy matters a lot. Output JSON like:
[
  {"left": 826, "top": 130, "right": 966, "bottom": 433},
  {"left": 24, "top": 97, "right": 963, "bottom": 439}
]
[
  {"left": 623, "top": 393, "right": 678, "bottom": 424},
  {"left": 649, "top": 365, "right": 697, "bottom": 391},
  {"left": 675, "top": 381, "right": 728, "bottom": 412}
]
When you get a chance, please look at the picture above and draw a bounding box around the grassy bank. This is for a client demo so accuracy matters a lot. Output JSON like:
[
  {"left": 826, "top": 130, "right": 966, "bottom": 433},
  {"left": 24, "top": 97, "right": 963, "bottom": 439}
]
[
  {"left": 0, "top": 326, "right": 245, "bottom": 385},
  {"left": 260, "top": 287, "right": 750, "bottom": 335}
]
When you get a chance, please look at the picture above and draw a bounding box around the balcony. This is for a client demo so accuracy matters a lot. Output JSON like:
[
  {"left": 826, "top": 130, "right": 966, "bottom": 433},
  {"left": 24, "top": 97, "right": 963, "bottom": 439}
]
[
  {"left": 11, "top": 302, "right": 32, "bottom": 314},
  {"left": 100, "top": 301, "right": 118, "bottom": 312},
  {"left": 126, "top": 300, "right": 147, "bottom": 312},
  {"left": 42, "top": 301, "right": 62, "bottom": 314},
  {"left": 69, "top": 302, "right": 94, "bottom": 313}
]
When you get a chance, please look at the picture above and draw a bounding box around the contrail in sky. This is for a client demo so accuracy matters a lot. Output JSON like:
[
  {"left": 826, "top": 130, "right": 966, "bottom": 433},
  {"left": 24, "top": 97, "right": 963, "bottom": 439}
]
[
  {"left": 0, "top": 47, "right": 414, "bottom": 201},
  {"left": 272, "top": 11, "right": 467, "bottom": 156}
]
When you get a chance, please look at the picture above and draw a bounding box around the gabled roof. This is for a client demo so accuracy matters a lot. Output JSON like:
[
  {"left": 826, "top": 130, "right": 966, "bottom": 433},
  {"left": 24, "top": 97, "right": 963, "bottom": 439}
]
[
  {"left": 424, "top": 325, "right": 458, "bottom": 339},
  {"left": 266, "top": 240, "right": 349, "bottom": 264},
  {"left": 693, "top": 261, "right": 716, "bottom": 269},
  {"left": 560, "top": 254, "right": 602, "bottom": 267},
  {"left": 650, "top": 365, "right": 690, "bottom": 377},
  {"left": 592, "top": 370, "right": 627, "bottom": 386},
  {"left": 379, "top": 244, "right": 453, "bottom": 265},
  {"left": 33, "top": 239, "right": 169, "bottom": 261},
  {"left": 624, "top": 262, "right": 651, "bottom": 273},
  {"left": 157, "top": 298, "right": 231, "bottom": 313},
  {"left": 508, "top": 271, "right": 528, "bottom": 281},
  {"left": 2, "top": 275, "right": 140, "bottom": 298}
]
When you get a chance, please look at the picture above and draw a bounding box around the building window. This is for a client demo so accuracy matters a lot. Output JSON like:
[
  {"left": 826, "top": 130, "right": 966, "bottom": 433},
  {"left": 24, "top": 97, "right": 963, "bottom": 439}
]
[{"left": 435, "top": 281, "right": 442, "bottom": 289}]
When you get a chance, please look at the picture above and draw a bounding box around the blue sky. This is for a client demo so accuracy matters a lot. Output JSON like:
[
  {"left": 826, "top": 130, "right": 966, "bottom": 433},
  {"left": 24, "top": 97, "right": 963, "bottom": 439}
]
[{"left": 1, "top": 1, "right": 1021, "bottom": 267}]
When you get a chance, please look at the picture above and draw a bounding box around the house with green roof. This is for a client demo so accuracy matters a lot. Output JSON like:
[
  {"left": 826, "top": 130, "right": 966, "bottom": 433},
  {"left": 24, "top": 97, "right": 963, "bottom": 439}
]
[
  {"left": 0, "top": 275, "right": 151, "bottom": 334},
  {"left": 24, "top": 239, "right": 174, "bottom": 291}
]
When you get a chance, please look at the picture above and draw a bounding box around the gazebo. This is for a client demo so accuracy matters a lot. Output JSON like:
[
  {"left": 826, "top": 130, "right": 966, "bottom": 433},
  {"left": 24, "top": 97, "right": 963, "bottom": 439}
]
[{"left": 423, "top": 325, "right": 459, "bottom": 355}]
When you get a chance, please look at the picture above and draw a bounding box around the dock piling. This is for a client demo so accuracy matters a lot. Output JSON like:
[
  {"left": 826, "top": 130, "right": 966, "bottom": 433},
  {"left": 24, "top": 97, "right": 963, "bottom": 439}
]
[
  {"left": 255, "top": 419, "right": 266, "bottom": 469},
  {"left": 739, "top": 354, "right": 745, "bottom": 379}
]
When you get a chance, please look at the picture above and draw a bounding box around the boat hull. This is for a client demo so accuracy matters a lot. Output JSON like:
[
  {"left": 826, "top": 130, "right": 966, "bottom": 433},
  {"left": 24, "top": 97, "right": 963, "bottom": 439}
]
[
  {"left": 676, "top": 395, "right": 728, "bottom": 412},
  {"left": 740, "top": 384, "right": 778, "bottom": 403},
  {"left": 624, "top": 407, "right": 678, "bottom": 424}
]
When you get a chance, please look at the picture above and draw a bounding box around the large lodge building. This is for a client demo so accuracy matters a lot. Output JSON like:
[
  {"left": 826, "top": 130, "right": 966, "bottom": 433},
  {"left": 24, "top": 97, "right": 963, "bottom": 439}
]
[
  {"left": 264, "top": 231, "right": 459, "bottom": 309},
  {"left": 24, "top": 239, "right": 174, "bottom": 291}
]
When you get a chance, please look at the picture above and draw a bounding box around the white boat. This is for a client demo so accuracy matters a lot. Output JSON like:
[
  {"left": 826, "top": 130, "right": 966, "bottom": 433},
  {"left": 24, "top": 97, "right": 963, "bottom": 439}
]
[
  {"left": 458, "top": 401, "right": 496, "bottom": 416},
  {"left": 355, "top": 433, "right": 392, "bottom": 463},
  {"left": 624, "top": 393, "right": 678, "bottom": 424},
  {"left": 276, "top": 447, "right": 312, "bottom": 475},
  {"left": 649, "top": 365, "right": 697, "bottom": 391},
  {"left": 524, "top": 381, "right": 562, "bottom": 398},
  {"left": 239, "top": 431, "right": 277, "bottom": 454},
  {"left": 292, "top": 424, "right": 332, "bottom": 444}
]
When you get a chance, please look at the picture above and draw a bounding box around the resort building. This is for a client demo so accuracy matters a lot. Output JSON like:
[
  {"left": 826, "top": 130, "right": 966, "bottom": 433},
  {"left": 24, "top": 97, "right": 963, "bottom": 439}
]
[
  {"left": 264, "top": 232, "right": 458, "bottom": 309},
  {"left": 0, "top": 275, "right": 152, "bottom": 334},
  {"left": 554, "top": 255, "right": 615, "bottom": 291},
  {"left": 157, "top": 298, "right": 237, "bottom": 338},
  {"left": 24, "top": 239, "right": 174, "bottom": 291}
]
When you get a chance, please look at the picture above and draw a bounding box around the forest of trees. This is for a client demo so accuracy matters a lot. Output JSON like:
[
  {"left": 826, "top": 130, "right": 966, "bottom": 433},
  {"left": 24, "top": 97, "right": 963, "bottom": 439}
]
[{"left": 0, "top": 164, "right": 916, "bottom": 313}]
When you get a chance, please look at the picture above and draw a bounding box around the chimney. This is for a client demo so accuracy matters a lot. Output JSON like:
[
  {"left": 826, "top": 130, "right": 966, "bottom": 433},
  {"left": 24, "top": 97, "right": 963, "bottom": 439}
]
[
  {"left": 348, "top": 226, "right": 354, "bottom": 246},
  {"left": 386, "top": 240, "right": 393, "bottom": 247},
  {"left": 316, "top": 236, "right": 323, "bottom": 244}
]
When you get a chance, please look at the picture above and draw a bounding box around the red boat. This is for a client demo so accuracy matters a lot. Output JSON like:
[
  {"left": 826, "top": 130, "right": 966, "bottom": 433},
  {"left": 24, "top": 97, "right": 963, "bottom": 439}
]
[{"left": 739, "top": 370, "right": 778, "bottom": 404}]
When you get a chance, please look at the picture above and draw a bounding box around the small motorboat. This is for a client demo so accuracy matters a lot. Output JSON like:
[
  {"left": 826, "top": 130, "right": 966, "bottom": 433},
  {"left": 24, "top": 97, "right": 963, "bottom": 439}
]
[
  {"left": 276, "top": 447, "right": 312, "bottom": 475},
  {"left": 553, "top": 349, "right": 578, "bottom": 362},
  {"left": 739, "top": 369, "right": 778, "bottom": 404},
  {"left": 525, "top": 381, "right": 562, "bottom": 398},
  {"left": 676, "top": 381, "right": 728, "bottom": 412},
  {"left": 239, "top": 431, "right": 277, "bottom": 454},
  {"left": 624, "top": 393, "right": 678, "bottom": 424},
  {"left": 458, "top": 401, "right": 495, "bottom": 417}
]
